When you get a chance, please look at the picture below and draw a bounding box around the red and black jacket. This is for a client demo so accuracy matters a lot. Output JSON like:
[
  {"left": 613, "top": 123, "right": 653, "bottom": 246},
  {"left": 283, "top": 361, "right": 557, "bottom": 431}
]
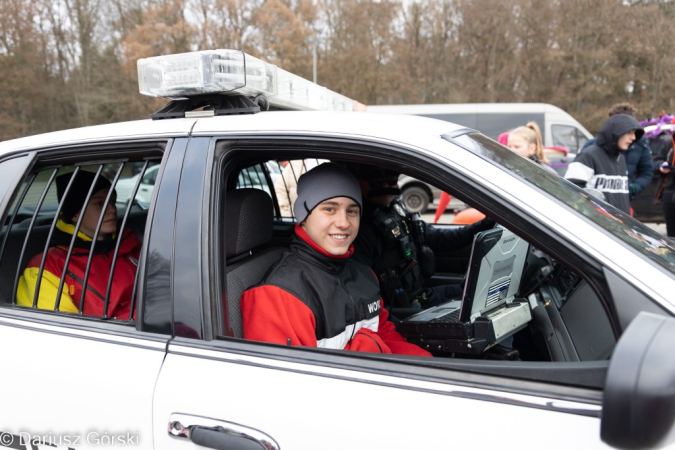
[
  {"left": 17, "top": 221, "right": 141, "bottom": 319},
  {"left": 241, "top": 225, "right": 431, "bottom": 356}
]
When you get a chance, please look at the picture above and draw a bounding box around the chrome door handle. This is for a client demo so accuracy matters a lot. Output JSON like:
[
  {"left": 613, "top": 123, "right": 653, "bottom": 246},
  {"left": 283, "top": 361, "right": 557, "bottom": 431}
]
[{"left": 168, "top": 413, "right": 279, "bottom": 450}]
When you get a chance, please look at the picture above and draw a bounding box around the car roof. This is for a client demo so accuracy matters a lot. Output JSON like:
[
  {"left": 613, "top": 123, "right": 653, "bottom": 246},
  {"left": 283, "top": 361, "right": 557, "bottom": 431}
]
[
  {"left": 0, "top": 118, "right": 198, "bottom": 155},
  {"left": 191, "top": 111, "right": 463, "bottom": 139},
  {"left": 0, "top": 112, "right": 467, "bottom": 157}
]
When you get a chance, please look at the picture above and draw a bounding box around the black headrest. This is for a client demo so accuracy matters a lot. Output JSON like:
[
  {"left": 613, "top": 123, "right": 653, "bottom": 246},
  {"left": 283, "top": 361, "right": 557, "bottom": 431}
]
[{"left": 225, "top": 189, "right": 273, "bottom": 259}]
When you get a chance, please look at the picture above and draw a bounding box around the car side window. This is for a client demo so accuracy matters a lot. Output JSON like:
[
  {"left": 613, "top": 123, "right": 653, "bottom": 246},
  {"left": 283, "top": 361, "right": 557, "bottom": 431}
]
[
  {"left": 0, "top": 155, "right": 30, "bottom": 210},
  {"left": 142, "top": 166, "right": 158, "bottom": 185},
  {"left": 552, "top": 125, "right": 588, "bottom": 153},
  {"left": 234, "top": 159, "right": 325, "bottom": 219},
  {"left": 0, "top": 154, "right": 161, "bottom": 322},
  {"left": 219, "top": 151, "right": 620, "bottom": 368},
  {"left": 115, "top": 162, "right": 160, "bottom": 210},
  {"left": 236, "top": 163, "right": 277, "bottom": 198}
]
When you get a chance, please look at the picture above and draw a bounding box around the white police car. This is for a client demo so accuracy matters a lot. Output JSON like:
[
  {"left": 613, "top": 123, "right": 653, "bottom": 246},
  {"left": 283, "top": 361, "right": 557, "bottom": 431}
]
[{"left": 0, "top": 50, "right": 674, "bottom": 450}]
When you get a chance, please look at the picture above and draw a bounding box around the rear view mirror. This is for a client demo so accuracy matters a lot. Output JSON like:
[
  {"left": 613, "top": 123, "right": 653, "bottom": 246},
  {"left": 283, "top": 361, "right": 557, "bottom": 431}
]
[{"left": 601, "top": 312, "right": 675, "bottom": 449}]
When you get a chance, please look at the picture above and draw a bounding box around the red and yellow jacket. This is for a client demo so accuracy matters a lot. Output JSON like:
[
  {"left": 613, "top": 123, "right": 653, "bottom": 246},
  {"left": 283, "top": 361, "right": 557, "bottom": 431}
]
[
  {"left": 17, "top": 220, "right": 141, "bottom": 319},
  {"left": 241, "top": 225, "right": 431, "bottom": 357}
]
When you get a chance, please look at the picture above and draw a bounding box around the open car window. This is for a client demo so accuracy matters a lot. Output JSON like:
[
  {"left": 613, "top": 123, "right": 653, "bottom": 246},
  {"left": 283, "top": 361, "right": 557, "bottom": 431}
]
[{"left": 222, "top": 150, "right": 622, "bottom": 369}]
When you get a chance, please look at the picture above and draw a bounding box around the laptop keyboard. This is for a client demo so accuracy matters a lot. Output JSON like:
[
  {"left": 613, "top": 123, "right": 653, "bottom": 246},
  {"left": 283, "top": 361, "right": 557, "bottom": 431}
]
[{"left": 429, "top": 309, "right": 461, "bottom": 323}]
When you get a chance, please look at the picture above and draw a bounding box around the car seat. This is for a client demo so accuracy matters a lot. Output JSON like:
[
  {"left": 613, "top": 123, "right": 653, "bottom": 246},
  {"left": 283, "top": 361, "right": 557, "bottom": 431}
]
[
  {"left": 224, "top": 188, "right": 285, "bottom": 338},
  {"left": 0, "top": 217, "right": 54, "bottom": 304}
]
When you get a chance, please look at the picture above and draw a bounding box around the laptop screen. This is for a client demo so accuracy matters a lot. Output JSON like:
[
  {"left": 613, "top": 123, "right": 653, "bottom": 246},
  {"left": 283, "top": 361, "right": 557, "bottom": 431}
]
[{"left": 458, "top": 226, "right": 529, "bottom": 322}]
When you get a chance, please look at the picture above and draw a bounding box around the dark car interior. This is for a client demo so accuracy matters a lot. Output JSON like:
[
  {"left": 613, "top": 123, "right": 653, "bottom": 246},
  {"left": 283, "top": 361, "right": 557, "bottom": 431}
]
[{"left": 222, "top": 155, "right": 618, "bottom": 366}]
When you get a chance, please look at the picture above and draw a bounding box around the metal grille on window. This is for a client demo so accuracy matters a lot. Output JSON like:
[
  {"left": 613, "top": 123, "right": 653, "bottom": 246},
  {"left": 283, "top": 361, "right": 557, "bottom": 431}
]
[{"left": 0, "top": 161, "right": 156, "bottom": 321}]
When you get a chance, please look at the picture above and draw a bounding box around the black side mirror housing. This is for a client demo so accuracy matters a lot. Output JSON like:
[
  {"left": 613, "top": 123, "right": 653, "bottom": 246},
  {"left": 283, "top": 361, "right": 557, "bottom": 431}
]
[{"left": 602, "top": 312, "right": 675, "bottom": 449}]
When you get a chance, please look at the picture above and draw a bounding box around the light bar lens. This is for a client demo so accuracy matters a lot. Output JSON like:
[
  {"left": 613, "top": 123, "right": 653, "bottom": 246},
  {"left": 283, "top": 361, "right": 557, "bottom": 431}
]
[
  {"left": 138, "top": 50, "right": 275, "bottom": 98},
  {"left": 137, "top": 49, "right": 363, "bottom": 111}
]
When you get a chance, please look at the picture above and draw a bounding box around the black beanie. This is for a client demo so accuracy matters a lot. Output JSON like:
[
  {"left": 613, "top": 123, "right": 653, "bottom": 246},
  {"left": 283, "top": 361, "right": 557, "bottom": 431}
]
[{"left": 56, "top": 171, "right": 113, "bottom": 223}]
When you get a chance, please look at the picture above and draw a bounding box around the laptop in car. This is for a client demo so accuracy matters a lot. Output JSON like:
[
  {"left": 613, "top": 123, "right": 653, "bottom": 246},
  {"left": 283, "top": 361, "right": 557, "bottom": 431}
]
[{"left": 399, "top": 226, "right": 532, "bottom": 354}]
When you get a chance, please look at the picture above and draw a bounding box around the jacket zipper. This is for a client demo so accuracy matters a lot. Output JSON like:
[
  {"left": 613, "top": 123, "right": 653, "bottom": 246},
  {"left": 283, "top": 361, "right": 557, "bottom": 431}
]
[
  {"left": 359, "top": 331, "right": 384, "bottom": 353},
  {"left": 337, "top": 275, "right": 358, "bottom": 342},
  {"left": 66, "top": 269, "right": 106, "bottom": 302}
]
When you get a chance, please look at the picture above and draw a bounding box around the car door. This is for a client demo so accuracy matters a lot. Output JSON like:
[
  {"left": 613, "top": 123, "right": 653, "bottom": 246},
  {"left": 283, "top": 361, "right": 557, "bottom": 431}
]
[
  {"left": 149, "top": 135, "right": 617, "bottom": 450},
  {"left": 153, "top": 340, "right": 606, "bottom": 450},
  {"left": 0, "top": 315, "right": 167, "bottom": 449},
  {"left": 0, "top": 143, "right": 171, "bottom": 449}
]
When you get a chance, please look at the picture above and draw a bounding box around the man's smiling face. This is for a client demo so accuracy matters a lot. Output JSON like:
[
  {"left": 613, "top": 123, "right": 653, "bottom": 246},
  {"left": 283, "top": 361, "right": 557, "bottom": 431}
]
[{"left": 301, "top": 197, "right": 360, "bottom": 255}]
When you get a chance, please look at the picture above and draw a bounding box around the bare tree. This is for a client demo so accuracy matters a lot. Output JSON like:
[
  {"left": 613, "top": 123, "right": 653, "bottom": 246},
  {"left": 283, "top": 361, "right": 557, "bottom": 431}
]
[
  {"left": 4, "top": 0, "right": 675, "bottom": 140},
  {"left": 190, "top": 0, "right": 261, "bottom": 51},
  {"left": 318, "top": 0, "right": 400, "bottom": 103}
]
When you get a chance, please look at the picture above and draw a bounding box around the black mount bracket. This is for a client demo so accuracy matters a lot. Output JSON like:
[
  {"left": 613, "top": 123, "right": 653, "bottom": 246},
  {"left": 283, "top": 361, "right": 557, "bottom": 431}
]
[{"left": 150, "top": 93, "right": 270, "bottom": 120}]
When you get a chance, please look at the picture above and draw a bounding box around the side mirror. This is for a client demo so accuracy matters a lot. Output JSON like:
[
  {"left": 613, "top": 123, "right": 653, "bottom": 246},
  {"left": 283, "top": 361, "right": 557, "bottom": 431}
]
[{"left": 601, "top": 312, "right": 675, "bottom": 449}]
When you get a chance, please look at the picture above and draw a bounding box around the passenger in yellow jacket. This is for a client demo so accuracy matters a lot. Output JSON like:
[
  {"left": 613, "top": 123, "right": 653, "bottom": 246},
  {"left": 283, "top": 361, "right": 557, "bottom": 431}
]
[{"left": 17, "top": 171, "right": 141, "bottom": 319}]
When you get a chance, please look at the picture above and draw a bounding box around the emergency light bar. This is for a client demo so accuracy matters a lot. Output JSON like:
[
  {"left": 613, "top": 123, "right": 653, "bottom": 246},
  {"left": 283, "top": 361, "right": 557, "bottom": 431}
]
[{"left": 137, "top": 49, "right": 364, "bottom": 113}]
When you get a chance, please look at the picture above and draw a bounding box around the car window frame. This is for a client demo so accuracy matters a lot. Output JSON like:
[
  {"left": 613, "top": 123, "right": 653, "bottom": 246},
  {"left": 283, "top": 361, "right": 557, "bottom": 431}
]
[
  {"left": 0, "top": 154, "right": 32, "bottom": 216},
  {"left": 0, "top": 140, "right": 170, "bottom": 335},
  {"left": 205, "top": 136, "right": 630, "bottom": 394},
  {"left": 551, "top": 124, "right": 589, "bottom": 154}
]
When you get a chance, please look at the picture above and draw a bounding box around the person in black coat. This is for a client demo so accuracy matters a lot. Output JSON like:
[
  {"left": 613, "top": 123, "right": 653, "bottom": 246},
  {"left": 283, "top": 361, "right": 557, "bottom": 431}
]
[
  {"left": 580, "top": 103, "right": 653, "bottom": 198},
  {"left": 565, "top": 114, "right": 644, "bottom": 214},
  {"left": 654, "top": 132, "right": 675, "bottom": 237},
  {"left": 348, "top": 164, "right": 495, "bottom": 312}
]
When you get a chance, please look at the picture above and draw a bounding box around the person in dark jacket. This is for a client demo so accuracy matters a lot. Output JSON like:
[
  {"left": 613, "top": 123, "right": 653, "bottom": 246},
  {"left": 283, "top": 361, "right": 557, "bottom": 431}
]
[
  {"left": 349, "top": 164, "right": 495, "bottom": 312},
  {"left": 654, "top": 130, "right": 675, "bottom": 237},
  {"left": 17, "top": 171, "right": 141, "bottom": 318},
  {"left": 240, "top": 163, "right": 431, "bottom": 356},
  {"left": 565, "top": 114, "right": 644, "bottom": 214},
  {"left": 580, "top": 103, "right": 654, "bottom": 198}
]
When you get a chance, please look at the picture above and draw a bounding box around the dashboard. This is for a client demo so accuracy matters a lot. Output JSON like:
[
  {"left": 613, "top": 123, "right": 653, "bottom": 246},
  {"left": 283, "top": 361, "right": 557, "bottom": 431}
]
[{"left": 533, "top": 263, "right": 616, "bottom": 362}]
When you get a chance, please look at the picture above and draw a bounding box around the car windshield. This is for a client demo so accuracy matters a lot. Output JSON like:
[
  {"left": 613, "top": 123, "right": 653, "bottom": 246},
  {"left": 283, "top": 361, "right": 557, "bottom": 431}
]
[{"left": 451, "top": 132, "right": 675, "bottom": 271}]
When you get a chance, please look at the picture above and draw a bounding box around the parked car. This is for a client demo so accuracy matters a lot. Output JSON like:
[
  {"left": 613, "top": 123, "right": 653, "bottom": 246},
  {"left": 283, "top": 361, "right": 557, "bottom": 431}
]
[
  {"left": 397, "top": 173, "right": 466, "bottom": 213},
  {"left": 0, "top": 50, "right": 674, "bottom": 450},
  {"left": 115, "top": 163, "right": 160, "bottom": 208}
]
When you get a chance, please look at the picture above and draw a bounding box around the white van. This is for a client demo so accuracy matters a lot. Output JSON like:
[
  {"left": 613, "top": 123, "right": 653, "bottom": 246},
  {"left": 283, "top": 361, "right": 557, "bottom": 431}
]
[
  {"left": 368, "top": 103, "right": 593, "bottom": 212},
  {"left": 367, "top": 102, "right": 592, "bottom": 152}
]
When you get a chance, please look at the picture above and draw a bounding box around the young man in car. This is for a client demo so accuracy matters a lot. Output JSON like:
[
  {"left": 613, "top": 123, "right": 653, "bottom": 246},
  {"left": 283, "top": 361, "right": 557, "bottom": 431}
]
[
  {"left": 347, "top": 164, "right": 495, "bottom": 314},
  {"left": 240, "top": 163, "right": 431, "bottom": 356},
  {"left": 565, "top": 114, "right": 645, "bottom": 214}
]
